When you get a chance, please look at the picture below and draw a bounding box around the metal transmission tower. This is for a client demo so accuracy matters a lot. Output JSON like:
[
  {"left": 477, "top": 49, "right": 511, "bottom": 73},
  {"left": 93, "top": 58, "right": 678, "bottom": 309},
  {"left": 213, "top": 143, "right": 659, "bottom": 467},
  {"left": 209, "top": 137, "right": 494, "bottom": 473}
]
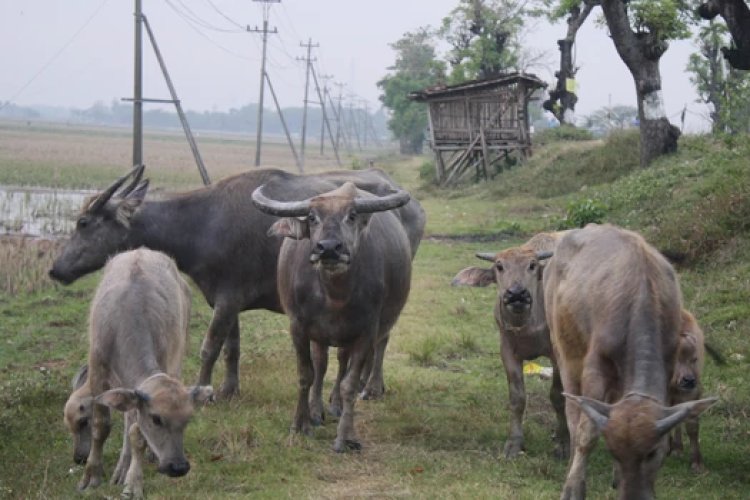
[
  {"left": 128, "top": 0, "right": 210, "bottom": 185},
  {"left": 249, "top": 0, "right": 280, "bottom": 167},
  {"left": 297, "top": 38, "right": 318, "bottom": 171}
]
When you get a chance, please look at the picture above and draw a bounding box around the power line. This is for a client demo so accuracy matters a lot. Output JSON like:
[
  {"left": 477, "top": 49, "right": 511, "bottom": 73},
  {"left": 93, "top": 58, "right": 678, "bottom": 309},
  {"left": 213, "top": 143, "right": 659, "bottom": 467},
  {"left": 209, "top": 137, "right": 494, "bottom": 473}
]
[
  {"left": 204, "top": 0, "right": 246, "bottom": 30},
  {"left": 167, "top": 0, "right": 244, "bottom": 33},
  {"left": 0, "top": 0, "right": 110, "bottom": 111}
]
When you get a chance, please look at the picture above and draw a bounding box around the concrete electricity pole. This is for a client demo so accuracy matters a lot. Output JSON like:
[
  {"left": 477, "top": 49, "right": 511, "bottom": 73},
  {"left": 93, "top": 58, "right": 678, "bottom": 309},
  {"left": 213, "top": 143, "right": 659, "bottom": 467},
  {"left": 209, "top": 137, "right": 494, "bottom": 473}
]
[
  {"left": 297, "top": 38, "right": 318, "bottom": 171},
  {"left": 249, "top": 0, "right": 280, "bottom": 167},
  {"left": 317, "top": 73, "right": 333, "bottom": 154},
  {"left": 133, "top": 0, "right": 143, "bottom": 168}
]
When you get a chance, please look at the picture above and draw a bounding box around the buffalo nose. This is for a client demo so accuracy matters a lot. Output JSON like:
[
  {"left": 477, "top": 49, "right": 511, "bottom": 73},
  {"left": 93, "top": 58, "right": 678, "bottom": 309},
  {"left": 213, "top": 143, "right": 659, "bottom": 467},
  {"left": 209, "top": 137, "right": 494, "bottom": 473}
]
[
  {"left": 73, "top": 453, "right": 87, "bottom": 465},
  {"left": 162, "top": 460, "right": 190, "bottom": 477},
  {"left": 314, "top": 239, "right": 343, "bottom": 259},
  {"left": 504, "top": 286, "right": 531, "bottom": 304},
  {"left": 679, "top": 376, "right": 697, "bottom": 390}
]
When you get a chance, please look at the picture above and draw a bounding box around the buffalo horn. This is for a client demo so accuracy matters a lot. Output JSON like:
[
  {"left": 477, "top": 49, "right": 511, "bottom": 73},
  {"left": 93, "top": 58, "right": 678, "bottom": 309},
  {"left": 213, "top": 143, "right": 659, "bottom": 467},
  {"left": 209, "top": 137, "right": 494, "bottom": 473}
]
[
  {"left": 89, "top": 165, "right": 142, "bottom": 212},
  {"left": 536, "top": 250, "right": 554, "bottom": 260},
  {"left": 251, "top": 185, "right": 312, "bottom": 217},
  {"left": 353, "top": 189, "right": 411, "bottom": 214},
  {"left": 118, "top": 164, "right": 146, "bottom": 198},
  {"left": 475, "top": 252, "right": 496, "bottom": 262}
]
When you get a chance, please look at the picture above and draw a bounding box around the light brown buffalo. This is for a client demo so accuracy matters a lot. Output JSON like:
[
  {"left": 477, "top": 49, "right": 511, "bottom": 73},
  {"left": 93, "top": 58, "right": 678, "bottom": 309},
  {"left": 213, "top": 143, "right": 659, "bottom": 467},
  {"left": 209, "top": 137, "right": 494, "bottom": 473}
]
[
  {"left": 76, "top": 249, "right": 212, "bottom": 499},
  {"left": 452, "top": 231, "right": 568, "bottom": 459},
  {"left": 669, "top": 309, "right": 708, "bottom": 473},
  {"left": 543, "top": 224, "right": 717, "bottom": 500}
]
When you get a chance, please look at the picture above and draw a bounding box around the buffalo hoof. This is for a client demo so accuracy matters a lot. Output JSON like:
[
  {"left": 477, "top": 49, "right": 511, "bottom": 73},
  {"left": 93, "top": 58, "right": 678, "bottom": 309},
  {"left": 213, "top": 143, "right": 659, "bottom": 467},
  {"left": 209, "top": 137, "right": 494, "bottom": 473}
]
[
  {"left": 111, "top": 459, "right": 129, "bottom": 486},
  {"left": 121, "top": 482, "right": 144, "bottom": 500},
  {"left": 503, "top": 439, "right": 524, "bottom": 459},
  {"left": 333, "top": 438, "right": 362, "bottom": 453},
  {"left": 310, "top": 413, "right": 325, "bottom": 427},
  {"left": 78, "top": 465, "right": 103, "bottom": 491},
  {"left": 360, "top": 385, "right": 385, "bottom": 400},
  {"left": 561, "top": 482, "right": 586, "bottom": 500},
  {"left": 218, "top": 382, "right": 240, "bottom": 401},
  {"left": 691, "top": 461, "right": 705, "bottom": 474},
  {"left": 328, "top": 403, "right": 343, "bottom": 419}
]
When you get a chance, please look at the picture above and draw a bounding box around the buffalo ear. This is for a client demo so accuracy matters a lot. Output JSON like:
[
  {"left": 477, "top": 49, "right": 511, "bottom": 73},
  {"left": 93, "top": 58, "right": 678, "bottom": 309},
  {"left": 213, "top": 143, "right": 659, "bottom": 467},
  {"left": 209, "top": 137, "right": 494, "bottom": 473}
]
[
  {"left": 451, "top": 267, "right": 495, "bottom": 287},
  {"left": 268, "top": 218, "right": 310, "bottom": 240},
  {"left": 96, "top": 388, "right": 142, "bottom": 412},
  {"left": 564, "top": 393, "right": 611, "bottom": 432}
]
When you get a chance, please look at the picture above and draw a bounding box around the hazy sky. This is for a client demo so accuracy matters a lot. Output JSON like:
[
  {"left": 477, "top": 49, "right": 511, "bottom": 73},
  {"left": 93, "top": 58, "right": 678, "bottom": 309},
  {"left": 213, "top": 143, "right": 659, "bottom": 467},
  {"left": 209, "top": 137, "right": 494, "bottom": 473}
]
[{"left": 0, "top": 1, "right": 711, "bottom": 132}]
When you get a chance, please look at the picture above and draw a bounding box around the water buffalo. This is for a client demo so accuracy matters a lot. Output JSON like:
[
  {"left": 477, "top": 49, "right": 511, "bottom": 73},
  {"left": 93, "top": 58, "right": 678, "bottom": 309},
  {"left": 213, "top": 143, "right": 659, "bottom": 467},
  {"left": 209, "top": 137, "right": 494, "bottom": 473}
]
[
  {"left": 669, "top": 309, "right": 709, "bottom": 473},
  {"left": 77, "top": 248, "right": 212, "bottom": 498},
  {"left": 251, "top": 181, "right": 413, "bottom": 452},
  {"left": 543, "top": 224, "right": 717, "bottom": 500},
  {"left": 49, "top": 165, "right": 425, "bottom": 400},
  {"left": 452, "top": 231, "right": 568, "bottom": 459}
]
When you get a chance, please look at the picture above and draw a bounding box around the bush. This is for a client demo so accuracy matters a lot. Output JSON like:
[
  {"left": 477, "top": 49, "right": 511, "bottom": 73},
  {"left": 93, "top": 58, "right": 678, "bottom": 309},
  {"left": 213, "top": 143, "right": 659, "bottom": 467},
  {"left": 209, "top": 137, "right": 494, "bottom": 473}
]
[
  {"left": 533, "top": 125, "right": 594, "bottom": 145},
  {"left": 419, "top": 160, "right": 437, "bottom": 183},
  {"left": 557, "top": 198, "right": 608, "bottom": 229}
]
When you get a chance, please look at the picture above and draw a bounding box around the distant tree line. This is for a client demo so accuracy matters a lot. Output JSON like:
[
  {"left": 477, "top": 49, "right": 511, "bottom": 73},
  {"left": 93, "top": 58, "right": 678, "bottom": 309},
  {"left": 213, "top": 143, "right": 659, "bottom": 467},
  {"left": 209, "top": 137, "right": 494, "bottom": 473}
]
[{"left": 0, "top": 99, "right": 389, "bottom": 141}]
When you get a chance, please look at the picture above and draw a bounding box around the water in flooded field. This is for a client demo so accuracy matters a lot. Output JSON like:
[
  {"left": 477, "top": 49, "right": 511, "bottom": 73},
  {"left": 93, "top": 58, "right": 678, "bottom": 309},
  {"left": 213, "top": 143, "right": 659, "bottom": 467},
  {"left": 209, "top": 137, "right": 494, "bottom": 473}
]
[{"left": 0, "top": 186, "right": 92, "bottom": 237}]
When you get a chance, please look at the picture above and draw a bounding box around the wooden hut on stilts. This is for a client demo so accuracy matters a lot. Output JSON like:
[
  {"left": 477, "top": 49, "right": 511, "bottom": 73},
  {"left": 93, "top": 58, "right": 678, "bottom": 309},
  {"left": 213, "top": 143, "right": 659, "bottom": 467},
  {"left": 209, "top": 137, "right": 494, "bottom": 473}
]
[{"left": 409, "top": 72, "right": 546, "bottom": 186}]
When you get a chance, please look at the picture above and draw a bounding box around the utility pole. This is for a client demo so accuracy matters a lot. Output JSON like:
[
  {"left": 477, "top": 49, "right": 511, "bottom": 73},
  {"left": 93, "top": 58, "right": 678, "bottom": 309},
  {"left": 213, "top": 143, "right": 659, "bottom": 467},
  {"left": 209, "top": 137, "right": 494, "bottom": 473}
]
[
  {"left": 332, "top": 82, "right": 348, "bottom": 153},
  {"left": 310, "top": 65, "right": 341, "bottom": 166},
  {"left": 317, "top": 73, "right": 333, "bottom": 155},
  {"left": 297, "top": 38, "right": 318, "bottom": 171},
  {"left": 133, "top": 0, "right": 143, "bottom": 168},
  {"left": 249, "top": 0, "right": 280, "bottom": 167}
]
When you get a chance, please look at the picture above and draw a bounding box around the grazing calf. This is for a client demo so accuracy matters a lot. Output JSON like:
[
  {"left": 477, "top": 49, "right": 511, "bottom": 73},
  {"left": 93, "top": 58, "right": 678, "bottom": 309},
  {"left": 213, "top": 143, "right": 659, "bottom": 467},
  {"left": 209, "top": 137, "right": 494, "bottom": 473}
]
[
  {"left": 452, "top": 231, "right": 568, "bottom": 459},
  {"left": 669, "top": 309, "right": 707, "bottom": 473},
  {"left": 543, "top": 224, "right": 717, "bottom": 500},
  {"left": 63, "top": 365, "right": 103, "bottom": 465},
  {"left": 77, "top": 249, "right": 212, "bottom": 499},
  {"left": 252, "top": 182, "right": 413, "bottom": 452}
]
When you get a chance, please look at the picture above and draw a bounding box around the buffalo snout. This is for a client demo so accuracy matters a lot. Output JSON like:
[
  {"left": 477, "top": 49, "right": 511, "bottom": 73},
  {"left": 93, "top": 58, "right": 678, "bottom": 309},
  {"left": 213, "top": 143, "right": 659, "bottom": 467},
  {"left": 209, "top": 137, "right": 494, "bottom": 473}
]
[
  {"left": 311, "top": 239, "right": 345, "bottom": 261},
  {"left": 503, "top": 285, "right": 531, "bottom": 308},
  {"left": 678, "top": 375, "right": 697, "bottom": 390},
  {"left": 49, "top": 267, "right": 70, "bottom": 284},
  {"left": 159, "top": 460, "right": 190, "bottom": 477},
  {"left": 73, "top": 452, "right": 87, "bottom": 465}
]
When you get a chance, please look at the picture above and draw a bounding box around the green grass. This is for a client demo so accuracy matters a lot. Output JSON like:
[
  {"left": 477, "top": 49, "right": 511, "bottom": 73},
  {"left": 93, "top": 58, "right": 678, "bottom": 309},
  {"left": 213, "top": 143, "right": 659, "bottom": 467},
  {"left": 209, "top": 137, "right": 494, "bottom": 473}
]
[{"left": 1, "top": 125, "right": 750, "bottom": 498}]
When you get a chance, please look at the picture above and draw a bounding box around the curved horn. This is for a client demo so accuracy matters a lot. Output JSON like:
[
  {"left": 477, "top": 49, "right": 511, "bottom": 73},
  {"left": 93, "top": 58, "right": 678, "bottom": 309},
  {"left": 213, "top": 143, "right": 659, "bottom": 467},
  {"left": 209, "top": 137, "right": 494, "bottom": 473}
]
[
  {"left": 353, "top": 189, "right": 411, "bottom": 214},
  {"left": 536, "top": 250, "right": 553, "bottom": 261},
  {"left": 251, "top": 185, "right": 312, "bottom": 217},
  {"left": 475, "top": 252, "right": 497, "bottom": 262},
  {"left": 118, "top": 164, "right": 146, "bottom": 198},
  {"left": 89, "top": 165, "right": 140, "bottom": 212}
]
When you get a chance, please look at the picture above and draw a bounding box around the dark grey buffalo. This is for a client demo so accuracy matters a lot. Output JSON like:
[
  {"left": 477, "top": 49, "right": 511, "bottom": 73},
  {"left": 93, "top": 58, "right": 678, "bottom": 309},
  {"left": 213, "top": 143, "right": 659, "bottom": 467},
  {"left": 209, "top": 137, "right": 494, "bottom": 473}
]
[
  {"left": 251, "top": 181, "right": 414, "bottom": 452},
  {"left": 49, "top": 166, "right": 425, "bottom": 400}
]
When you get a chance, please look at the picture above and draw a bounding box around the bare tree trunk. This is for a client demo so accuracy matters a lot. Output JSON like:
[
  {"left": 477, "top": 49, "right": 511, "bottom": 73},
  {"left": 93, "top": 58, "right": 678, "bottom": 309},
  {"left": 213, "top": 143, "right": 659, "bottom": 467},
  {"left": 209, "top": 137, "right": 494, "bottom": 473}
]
[
  {"left": 601, "top": 0, "right": 680, "bottom": 167},
  {"left": 699, "top": 0, "right": 750, "bottom": 69},
  {"left": 543, "top": 3, "right": 596, "bottom": 125}
]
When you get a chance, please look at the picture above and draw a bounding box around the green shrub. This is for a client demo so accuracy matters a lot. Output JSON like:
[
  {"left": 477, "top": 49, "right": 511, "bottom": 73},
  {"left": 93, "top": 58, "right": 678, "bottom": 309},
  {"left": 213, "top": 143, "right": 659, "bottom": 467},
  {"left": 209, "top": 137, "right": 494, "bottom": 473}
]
[
  {"left": 557, "top": 198, "right": 608, "bottom": 229},
  {"left": 419, "top": 160, "right": 437, "bottom": 183},
  {"left": 533, "top": 125, "right": 594, "bottom": 145}
]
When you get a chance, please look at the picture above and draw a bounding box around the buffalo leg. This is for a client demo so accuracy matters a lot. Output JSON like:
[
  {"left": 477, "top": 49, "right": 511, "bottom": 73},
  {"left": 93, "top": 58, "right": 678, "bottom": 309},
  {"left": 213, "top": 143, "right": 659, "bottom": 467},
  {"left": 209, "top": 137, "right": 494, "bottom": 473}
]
[
  {"left": 686, "top": 416, "right": 704, "bottom": 473},
  {"left": 122, "top": 422, "right": 146, "bottom": 500},
  {"left": 329, "top": 347, "right": 348, "bottom": 418},
  {"left": 290, "top": 323, "right": 314, "bottom": 436},
  {"left": 111, "top": 410, "right": 134, "bottom": 485},
  {"left": 220, "top": 318, "right": 241, "bottom": 399},
  {"left": 310, "top": 341, "right": 328, "bottom": 426},
  {"left": 500, "top": 341, "right": 526, "bottom": 459},
  {"left": 197, "top": 301, "right": 239, "bottom": 398},
  {"left": 333, "top": 336, "right": 371, "bottom": 453},
  {"left": 361, "top": 333, "right": 388, "bottom": 400},
  {"left": 79, "top": 369, "right": 110, "bottom": 491},
  {"left": 550, "top": 363, "right": 570, "bottom": 459}
]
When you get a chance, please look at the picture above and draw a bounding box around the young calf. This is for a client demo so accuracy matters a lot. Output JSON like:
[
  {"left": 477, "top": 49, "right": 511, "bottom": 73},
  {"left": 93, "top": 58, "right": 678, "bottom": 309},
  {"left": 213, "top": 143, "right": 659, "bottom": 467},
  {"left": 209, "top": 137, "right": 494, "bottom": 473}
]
[
  {"left": 669, "top": 309, "right": 707, "bottom": 472},
  {"left": 76, "top": 248, "right": 212, "bottom": 498},
  {"left": 452, "top": 231, "right": 568, "bottom": 459}
]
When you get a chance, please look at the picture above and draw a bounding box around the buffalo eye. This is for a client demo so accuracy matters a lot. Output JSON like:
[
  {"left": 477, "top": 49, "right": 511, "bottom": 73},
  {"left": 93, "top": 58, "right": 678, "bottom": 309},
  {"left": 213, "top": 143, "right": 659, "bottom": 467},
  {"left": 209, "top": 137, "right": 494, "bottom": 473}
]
[
  {"left": 152, "top": 415, "right": 164, "bottom": 427},
  {"left": 77, "top": 217, "right": 90, "bottom": 229},
  {"left": 529, "top": 262, "right": 537, "bottom": 271},
  {"left": 495, "top": 263, "right": 503, "bottom": 272},
  {"left": 346, "top": 211, "right": 357, "bottom": 223},
  {"left": 78, "top": 418, "right": 89, "bottom": 430},
  {"left": 645, "top": 449, "right": 658, "bottom": 461},
  {"left": 307, "top": 212, "right": 317, "bottom": 224}
]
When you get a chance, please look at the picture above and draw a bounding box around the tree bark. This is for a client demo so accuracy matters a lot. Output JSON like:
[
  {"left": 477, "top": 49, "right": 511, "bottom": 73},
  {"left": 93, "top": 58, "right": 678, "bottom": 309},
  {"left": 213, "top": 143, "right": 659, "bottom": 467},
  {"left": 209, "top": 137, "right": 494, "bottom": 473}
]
[
  {"left": 601, "top": 0, "right": 680, "bottom": 167},
  {"left": 543, "top": 2, "right": 596, "bottom": 125},
  {"left": 699, "top": 0, "right": 750, "bottom": 69}
]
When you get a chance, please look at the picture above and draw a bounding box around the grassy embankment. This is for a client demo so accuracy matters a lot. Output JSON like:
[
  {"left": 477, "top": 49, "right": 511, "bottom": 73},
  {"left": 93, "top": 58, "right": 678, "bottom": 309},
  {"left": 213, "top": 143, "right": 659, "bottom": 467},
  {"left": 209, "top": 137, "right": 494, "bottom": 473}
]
[{"left": 0, "top": 123, "right": 749, "bottom": 498}]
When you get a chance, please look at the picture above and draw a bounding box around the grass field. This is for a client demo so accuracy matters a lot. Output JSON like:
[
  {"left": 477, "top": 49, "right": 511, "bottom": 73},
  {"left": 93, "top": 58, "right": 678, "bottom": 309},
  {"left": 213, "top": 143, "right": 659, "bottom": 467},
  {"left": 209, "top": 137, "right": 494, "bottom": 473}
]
[{"left": 0, "top": 122, "right": 749, "bottom": 499}]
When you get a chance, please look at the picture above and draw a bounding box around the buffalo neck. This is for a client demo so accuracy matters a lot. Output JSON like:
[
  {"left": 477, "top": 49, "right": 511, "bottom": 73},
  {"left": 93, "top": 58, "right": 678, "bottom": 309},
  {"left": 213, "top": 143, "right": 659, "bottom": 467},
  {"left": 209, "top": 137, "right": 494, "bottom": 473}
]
[{"left": 126, "top": 197, "right": 206, "bottom": 273}]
